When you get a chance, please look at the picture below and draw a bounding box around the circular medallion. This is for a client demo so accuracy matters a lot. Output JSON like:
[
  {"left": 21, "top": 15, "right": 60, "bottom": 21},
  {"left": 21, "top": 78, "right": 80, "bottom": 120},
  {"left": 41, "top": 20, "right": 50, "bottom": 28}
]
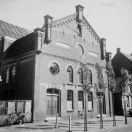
[{"left": 49, "top": 62, "right": 60, "bottom": 75}]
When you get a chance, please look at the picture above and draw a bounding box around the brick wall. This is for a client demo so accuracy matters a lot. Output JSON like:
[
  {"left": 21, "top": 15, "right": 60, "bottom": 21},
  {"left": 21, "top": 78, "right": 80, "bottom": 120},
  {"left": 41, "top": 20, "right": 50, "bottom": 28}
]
[{"left": 33, "top": 27, "right": 109, "bottom": 121}]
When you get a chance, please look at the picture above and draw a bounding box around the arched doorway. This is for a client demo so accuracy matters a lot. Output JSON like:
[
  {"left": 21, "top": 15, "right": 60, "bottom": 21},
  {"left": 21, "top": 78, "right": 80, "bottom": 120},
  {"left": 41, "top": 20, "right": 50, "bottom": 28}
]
[{"left": 46, "top": 88, "right": 61, "bottom": 117}]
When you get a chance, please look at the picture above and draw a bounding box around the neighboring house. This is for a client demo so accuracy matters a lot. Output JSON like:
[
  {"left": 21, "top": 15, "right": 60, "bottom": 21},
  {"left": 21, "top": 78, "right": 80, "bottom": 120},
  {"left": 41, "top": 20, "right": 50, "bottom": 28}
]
[
  {"left": 0, "top": 5, "right": 112, "bottom": 122},
  {"left": 0, "top": 20, "right": 32, "bottom": 85},
  {"left": 112, "top": 48, "right": 132, "bottom": 115}
]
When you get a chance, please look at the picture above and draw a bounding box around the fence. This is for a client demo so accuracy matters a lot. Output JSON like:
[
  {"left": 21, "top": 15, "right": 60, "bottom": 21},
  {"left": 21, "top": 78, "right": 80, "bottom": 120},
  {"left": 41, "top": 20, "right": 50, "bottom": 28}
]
[{"left": 0, "top": 100, "right": 32, "bottom": 125}]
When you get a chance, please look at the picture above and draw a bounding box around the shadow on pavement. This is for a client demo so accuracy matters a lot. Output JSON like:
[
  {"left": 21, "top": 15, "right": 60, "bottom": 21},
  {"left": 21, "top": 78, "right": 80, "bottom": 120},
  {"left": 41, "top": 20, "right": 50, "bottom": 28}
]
[{"left": 16, "top": 127, "right": 54, "bottom": 130}]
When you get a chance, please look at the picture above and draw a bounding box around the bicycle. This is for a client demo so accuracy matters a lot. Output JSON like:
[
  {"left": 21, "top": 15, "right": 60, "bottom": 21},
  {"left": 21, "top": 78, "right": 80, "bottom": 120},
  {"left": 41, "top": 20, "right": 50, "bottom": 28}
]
[
  {"left": 2, "top": 113, "right": 15, "bottom": 126},
  {"left": 2, "top": 111, "right": 27, "bottom": 126},
  {"left": 14, "top": 111, "right": 27, "bottom": 125}
]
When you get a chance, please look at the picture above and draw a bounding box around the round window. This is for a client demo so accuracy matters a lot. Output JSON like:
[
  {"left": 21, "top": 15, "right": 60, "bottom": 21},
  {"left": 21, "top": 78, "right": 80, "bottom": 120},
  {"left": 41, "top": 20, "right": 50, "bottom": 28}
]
[{"left": 49, "top": 62, "right": 60, "bottom": 75}]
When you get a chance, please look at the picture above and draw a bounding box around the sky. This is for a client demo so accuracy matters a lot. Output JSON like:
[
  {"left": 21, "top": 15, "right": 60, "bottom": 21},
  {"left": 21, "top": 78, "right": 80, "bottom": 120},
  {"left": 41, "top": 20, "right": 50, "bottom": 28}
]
[{"left": 0, "top": 0, "right": 132, "bottom": 57}]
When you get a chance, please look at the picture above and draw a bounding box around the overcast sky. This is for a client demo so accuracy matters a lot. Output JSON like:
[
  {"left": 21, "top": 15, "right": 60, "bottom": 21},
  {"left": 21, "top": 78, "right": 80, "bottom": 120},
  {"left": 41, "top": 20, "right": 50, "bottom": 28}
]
[{"left": 0, "top": 0, "right": 132, "bottom": 57}]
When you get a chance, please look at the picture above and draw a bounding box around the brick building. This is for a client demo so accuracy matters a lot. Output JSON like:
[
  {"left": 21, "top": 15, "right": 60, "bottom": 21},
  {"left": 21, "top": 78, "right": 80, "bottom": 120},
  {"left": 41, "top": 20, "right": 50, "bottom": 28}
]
[
  {"left": 0, "top": 20, "right": 32, "bottom": 97},
  {"left": 0, "top": 5, "right": 112, "bottom": 122},
  {"left": 112, "top": 48, "right": 132, "bottom": 115}
]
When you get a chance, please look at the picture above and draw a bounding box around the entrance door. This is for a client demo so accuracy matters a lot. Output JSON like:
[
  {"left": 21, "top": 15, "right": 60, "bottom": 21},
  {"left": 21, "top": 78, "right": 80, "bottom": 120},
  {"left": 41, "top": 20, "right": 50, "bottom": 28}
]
[{"left": 46, "top": 88, "right": 59, "bottom": 117}]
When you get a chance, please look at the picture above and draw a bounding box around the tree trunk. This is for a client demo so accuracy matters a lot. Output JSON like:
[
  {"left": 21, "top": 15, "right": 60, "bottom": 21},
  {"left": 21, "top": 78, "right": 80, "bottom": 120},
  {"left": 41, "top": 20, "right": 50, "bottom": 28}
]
[
  {"left": 84, "top": 90, "right": 87, "bottom": 131},
  {"left": 99, "top": 97, "right": 103, "bottom": 129},
  {"left": 124, "top": 98, "right": 127, "bottom": 124},
  {"left": 112, "top": 92, "right": 116, "bottom": 126}
]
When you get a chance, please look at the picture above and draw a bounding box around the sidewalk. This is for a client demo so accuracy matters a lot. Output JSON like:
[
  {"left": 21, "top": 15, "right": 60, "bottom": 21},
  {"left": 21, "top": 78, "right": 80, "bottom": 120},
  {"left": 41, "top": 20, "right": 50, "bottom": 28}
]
[{"left": 0, "top": 116, "right": 132, "bottom": 132}]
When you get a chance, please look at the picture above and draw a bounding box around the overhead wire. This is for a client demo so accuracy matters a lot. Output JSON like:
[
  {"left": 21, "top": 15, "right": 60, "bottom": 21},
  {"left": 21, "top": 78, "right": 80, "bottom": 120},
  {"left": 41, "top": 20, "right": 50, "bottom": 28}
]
[
  {"left": 82, "top": 0, "right": 95, "bottom": 29},
  {"left": 86, "top": 0, "right": 95, "bottom": 19}
]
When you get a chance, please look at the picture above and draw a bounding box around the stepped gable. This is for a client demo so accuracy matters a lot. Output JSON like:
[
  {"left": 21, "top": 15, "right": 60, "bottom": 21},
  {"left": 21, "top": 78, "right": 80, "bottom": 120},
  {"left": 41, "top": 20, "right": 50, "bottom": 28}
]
[
  {"left": 4, "top": 32, "right": 36, "bottom": 59},
  {"left": 46, "top": 13, "right": 100, "bottom": 42},
  {"left": 0, "top": 20, "right": 32, "bottom": 39}
]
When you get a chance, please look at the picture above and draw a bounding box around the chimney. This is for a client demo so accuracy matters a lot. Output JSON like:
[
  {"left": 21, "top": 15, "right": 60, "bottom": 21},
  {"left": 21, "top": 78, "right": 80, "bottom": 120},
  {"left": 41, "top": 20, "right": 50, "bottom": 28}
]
[
  {"left": 34, "top": 28, "right": 44, "bottom": 53},
  {"left": 44, "top": 15, "right": 53, "bottom": 26},
  {"left": 44, "top": 15, "right": 53, "bottom": 42},
  {"left": 117, "top": 48, "right": 120, "bottom": 53},
  {"left": 100, "top": 38, "right": 106, "bottom": 60},
  {"left": 75, "top": 5, "right": 84, "bottom": 23},
  {"left": 106, "top": 52, "right": 112, "bottom": 62}
]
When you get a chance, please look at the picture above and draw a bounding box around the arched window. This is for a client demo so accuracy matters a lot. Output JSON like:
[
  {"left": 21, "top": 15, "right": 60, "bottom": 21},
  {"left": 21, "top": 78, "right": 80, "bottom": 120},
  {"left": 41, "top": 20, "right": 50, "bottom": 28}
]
[
  {"left": 87, "top": 70, "right": 92, "bottom": 85},
  {"left": 6, "top": 67, "right": 9, "bottom": 84},
  {"left": 88, "top": 91, "right": 93, "bottom": 110},
  {"left": 77, "top": 44, "right": 84, "bottom": 56},
  {"left": 78, "top": 91, "right": 83, "bottom": 110},
  {"left": 67, "top": 66, "right": 73, "bottom": 83},
  {"left": 67, "top": 90, "right": 73, "bottom": 110},
  {"left": 11, "top": 66, "right": 16, "bottom": 82},
  {"left": 78, "top": 68, "right": 83, "bottom": 84}
]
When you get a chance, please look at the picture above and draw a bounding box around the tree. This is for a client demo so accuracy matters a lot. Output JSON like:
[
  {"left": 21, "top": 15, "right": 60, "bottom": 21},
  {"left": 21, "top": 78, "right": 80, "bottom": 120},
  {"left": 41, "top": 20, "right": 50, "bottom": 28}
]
[
  {"left": 120, "top": 68, "right": 132, "bottom": 124},
  {"left": 80, "top": 62, "right": 92, "bottom": 131},
  {"left": 120, "top": 68, "right": 132, "bottom": 95},
  {"left": 95, "top": 63, "right": 106, "bottom": 93},
  {"left": 106, "top": 61, "right": 117, "bottom": 126},
  {"left": 95, "top": 63, "right": 106, "bottom": 129}
]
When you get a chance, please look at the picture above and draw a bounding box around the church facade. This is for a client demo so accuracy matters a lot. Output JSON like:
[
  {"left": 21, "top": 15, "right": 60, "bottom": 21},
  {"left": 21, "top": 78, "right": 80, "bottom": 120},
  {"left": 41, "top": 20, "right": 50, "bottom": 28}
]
[{"left": 0, "top": 5, "right": 112, "bottom": 122}]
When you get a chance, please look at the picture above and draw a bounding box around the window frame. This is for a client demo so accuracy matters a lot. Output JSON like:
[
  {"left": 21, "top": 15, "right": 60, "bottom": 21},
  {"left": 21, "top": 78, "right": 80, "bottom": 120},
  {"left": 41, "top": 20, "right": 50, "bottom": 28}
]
[
  {"left": 87, "top": 69, "right": 92, "bottom": 85},
  {"left": 78, "top": 68, "right": 83, "bottom": 85},
  {"left": 88, "top": 91, "right": 93, "bottom": 111},
  {"left": 78, "top": 90, "right": 84, "bottom": 110},
  {"left": 5, "top": 67, "right": 9, "bottom": 84},
  {"left": 67, "top": 65, "right": 73, "bottom": 84},
  {"left": 67, "top": 90, "right": 73, "bottom": 111},
  {"left": 11, "top": 65, "right": 16, "bottom": 83}
]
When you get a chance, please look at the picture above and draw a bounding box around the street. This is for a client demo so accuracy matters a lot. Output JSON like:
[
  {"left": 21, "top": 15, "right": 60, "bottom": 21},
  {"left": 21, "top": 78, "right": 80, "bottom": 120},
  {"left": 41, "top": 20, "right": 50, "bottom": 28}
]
[{"left": 0, "top": 116, "right": 132, "bottom": 132}]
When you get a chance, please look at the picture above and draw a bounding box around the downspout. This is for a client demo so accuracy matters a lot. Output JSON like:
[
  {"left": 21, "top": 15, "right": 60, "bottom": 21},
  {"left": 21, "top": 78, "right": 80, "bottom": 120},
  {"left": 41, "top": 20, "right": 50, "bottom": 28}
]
[
  {"left": 108, "top": 76, "right": 111, "bottom": 116},
  {"left": 0, "top": 35, "right": 2, "bottom": 82},
  {"left": 31, "top": 32, "right": 37, "bottom": 123},
  {"left": 0, "top": 36, "right": 4, "bottom": 99}
]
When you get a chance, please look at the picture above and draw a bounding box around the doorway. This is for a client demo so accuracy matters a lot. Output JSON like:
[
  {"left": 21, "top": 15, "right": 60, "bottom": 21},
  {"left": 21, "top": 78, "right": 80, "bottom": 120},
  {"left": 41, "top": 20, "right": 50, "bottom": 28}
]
[{"left": 46, "top": 88, "right": 60, "bottom": 117}]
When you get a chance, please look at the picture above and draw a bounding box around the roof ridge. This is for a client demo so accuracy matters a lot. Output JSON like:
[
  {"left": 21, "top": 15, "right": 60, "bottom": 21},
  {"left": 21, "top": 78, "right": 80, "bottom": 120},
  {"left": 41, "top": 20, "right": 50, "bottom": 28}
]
[
  {"left": 0, "top": 19, "right": 32, "bottom": 39},
  {"left": 121, "top": 52, "right": 132, "bottom": 61},
  {"left": 4, "top": 32, "right": 36, "bottom": 60},
  {"left": 52, "top": 13, "right": 76, "bottom": 24},
  {"left": 83, "top": 16, "right": 100, "bottom": 40}
]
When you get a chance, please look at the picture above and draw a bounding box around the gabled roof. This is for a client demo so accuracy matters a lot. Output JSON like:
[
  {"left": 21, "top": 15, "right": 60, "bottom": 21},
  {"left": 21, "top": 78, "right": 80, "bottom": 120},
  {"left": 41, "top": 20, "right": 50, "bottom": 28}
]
[
  {"left": 4, "top": 32, "right": 36, "bottom": 59},
  {"left": 0, "top": 20, "right": 32, "bottom": 39},
  {"left": 122, "top": 52, "right": 132, "bottom": 61},
  {"left": 112, "top": 50, "right": 132, "bottom": 62}
]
